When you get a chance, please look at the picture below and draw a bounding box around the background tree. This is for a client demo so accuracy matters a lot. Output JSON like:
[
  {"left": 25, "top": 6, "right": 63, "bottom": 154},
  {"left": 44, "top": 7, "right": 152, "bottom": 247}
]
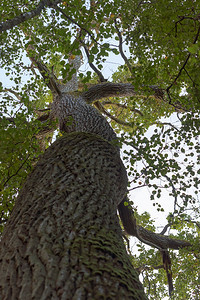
[{"left": 0, "top": 0, "right": 199, "bottom": 298}]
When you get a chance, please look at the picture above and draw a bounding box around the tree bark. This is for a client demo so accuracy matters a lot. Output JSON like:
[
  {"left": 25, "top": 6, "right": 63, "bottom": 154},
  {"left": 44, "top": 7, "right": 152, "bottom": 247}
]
[
  {"left": 0, "top": 132, "right": 146, "bottom": 300},
  {"left": 0, "top": 0, "right": 62, "bottom": 33}
]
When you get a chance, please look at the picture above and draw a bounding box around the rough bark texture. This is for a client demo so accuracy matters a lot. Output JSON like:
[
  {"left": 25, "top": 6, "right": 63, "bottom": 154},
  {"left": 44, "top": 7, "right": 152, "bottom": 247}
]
[
  {"left": 82, "top": 83, "right": 137, "bottom": 104},
  {"left": 0, "top": 132, "right": 146, "bottom": 300}
]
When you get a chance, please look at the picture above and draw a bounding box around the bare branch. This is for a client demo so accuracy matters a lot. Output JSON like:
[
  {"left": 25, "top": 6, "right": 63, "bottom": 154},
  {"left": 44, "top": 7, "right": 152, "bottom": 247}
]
[
  {"left": 82, "top": 82, "right": 172, "bottom": 107},
  {"left": 0, "top": 0, "right": 62, "bottom": 33},
  {"left": 35, "top": 108, "right": 51, "bottom": 113},
  {"left": 122, "top": 234, "right": 132, "bottom": 255},
  {"left": 185, "top": 219, "right": 200, "bottom": 229},
  {"left": 153, "top": 121, "right": 181, "bottom": 132},
  {"left": 81, "top": 42, "right": 106, "bottom": 82},
  {"left": 1, "top": 154, "right": 30, "bottom": 192},
  {"left": 164, "top": 175, "right": 178, "bottom": 212},
  {"left": 26, "top": 43, "right": 60, "bottom": 95},
  {"left": 166, "top": 54, "right": 191, "bottom": 102},
  {"left": 102, "top": 100, "right": 144, "bottom": 116},
  {"left": 81, "top": 82, "right": 137, "bottom": 103},
  {"left": 0, "top": 117, "right": 15, "bottom": 124},
  {"left": 118, "top": 201, "right": 191, "bottom": 251},
  {"left": 136, "top": 225, "right": 191, "bottom": 250},
  {"left": 128, "top": 184, "right": 147, "bottom": 192},
  {"left": 114, "top": 20, "right": 132, "bottom": 73},
  {"left": 94, "top": 101, "right": 132, "bottom": 126},
  {"left": 2, "top": 89, "right": 22, "bottom": 101},
  {"left": 136, "top": 264, "right": 164, "bottom": 273},
  {"left": 36, "top": 112, "right": 50, "bottom": 122},
  {"left": 159, "top": 223, "right": 172, "bottom": 235},
  {"left": 161, "top": 250, "right": 173, "bottom": 297},
  {"left": 184, "top": 67, "right": 197, "bottom": 86}
]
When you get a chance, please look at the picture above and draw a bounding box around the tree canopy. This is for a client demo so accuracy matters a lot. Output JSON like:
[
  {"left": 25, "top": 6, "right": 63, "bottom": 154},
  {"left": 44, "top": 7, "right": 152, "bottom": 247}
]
[{"left": 0, "top": 0, "right": 200, "bottom": 298}]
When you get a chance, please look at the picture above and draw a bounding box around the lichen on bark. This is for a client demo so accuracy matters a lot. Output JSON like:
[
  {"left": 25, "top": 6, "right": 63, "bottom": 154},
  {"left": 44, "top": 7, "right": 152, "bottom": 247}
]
[{"left": 0, "top": 132, "right": 146, "bottom": 299}]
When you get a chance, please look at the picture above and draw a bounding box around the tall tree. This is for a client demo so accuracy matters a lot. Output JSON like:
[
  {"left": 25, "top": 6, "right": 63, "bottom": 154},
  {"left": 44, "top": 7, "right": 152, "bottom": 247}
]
[
  {"left": 0, "top": 132, "right": 148, "bottom": 299},
  {"left": 0, "top": 1, "right": 199, "bottom": 298}
]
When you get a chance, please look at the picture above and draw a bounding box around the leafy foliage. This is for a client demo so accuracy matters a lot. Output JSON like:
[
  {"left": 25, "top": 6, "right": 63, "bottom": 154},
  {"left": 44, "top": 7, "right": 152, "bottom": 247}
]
[{"left": 0, "top": 0, "right": 199, "bottom": 298}]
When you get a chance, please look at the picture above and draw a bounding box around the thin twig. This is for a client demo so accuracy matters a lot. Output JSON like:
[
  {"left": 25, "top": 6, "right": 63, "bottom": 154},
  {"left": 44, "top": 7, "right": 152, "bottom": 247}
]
[
  {"left": 81, "top": 42, "right": 106, "bottom": 82},
  {"left": 184, "top": 67, "right": 196, "bottom": 86},
  {"left": 102, "top": 101, "right": 144, "bottom": 116},
  {"left": 2, "top": 89, "right": 22, "bottom": 101},
  {"left": 1, "top": 154, "right": 30, "bottom": 192},
  {"left": 164, "top": 175, "right": 178, "bottom": 212},
  {"left": 166, "top": 24, "right": 200, "bottom": 101},
  {"left": 153, "top": 121, "right": 181, "bottom": 132},
  {"left": 94, "top": 101, "right": 131, "bottom": 126},
  {"left": 166, "top": 53, "right": 191, "bottom": 100},
  {"left": 128, "top": 184, "right": 147, "bottom": 192},
  {"left": 53, "top": 4, "right": 99, "bottom": 45},
  {"left": 136, "top": 264, "right": 164, "bottom": 273},
  {"left": 114, "top": 19, "right": 132, "bottom": 73},
  {"left": 159, "top": 223, "right": 172, "bottom": 235}
]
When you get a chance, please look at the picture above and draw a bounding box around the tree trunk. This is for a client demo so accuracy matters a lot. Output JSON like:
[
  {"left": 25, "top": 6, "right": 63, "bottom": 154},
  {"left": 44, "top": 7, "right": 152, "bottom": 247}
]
[{"left": 0, "top": 132, "right": 146, "bottom": 300}]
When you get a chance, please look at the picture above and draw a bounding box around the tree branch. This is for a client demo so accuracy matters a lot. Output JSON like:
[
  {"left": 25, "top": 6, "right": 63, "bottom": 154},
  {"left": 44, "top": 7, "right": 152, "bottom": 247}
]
[
  {"left": 94, "top": 101, "right": 132, "bottom": 126},
  {"left": 53, "top": 4, "right": 99, "bottom": 45},
  {"left": 81, "top": 82, "right": 137, "bottom": 103},
  {"left": 136, "top": 264, "right": 164, "bottom": 273},
  {"left": 0, "top": 0, "right": 62, "bottom": 33},
  {"left": 102, "top": 100, "right": 144, "bottom": 116},
  {"left": 164, "top": 175, "right": 178, "bottom": 212},
  {"left": 153, "top": 121, "right": 181, "bottom": 132},
  {"left": 1, "top": 154, "right": 30, "bottom": 192},
  {"left": 161, "top": 250, "right": 173, "bottom": 297},
  {"left": 81, "top": 82, "right": 173, "bottom": 108},
  {"left": 136, "top": 251, "right": 174, "bottom": 297},
  {"left": 136, "top": 225, "right": 191, "bottom": 250},
  {"left": 1, "top": 89, "right": 22, "bottom": 101},
  {"left": 114, "top": 20, "right": 132, "bottom": 73},
  {"left": 81, "top": 42, "right": 106, "bottom": 82},
  {"left": 166, "top": 24, "right": 200, "bottom": 101},
  {"left": 26, "top": 43, "right": 60, "bottom": 95},
  {"left": 159, "top": 223, "right": 172, "bottom": 235},
  {"left": 118, "top": 201, "right": 191, "bottom": 251}
]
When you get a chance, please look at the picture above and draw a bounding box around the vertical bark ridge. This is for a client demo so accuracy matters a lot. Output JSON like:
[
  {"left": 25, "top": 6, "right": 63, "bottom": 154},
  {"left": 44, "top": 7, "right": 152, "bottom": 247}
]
[{"left": 0, "top": 133, "right": 146, "bottom": 300}]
